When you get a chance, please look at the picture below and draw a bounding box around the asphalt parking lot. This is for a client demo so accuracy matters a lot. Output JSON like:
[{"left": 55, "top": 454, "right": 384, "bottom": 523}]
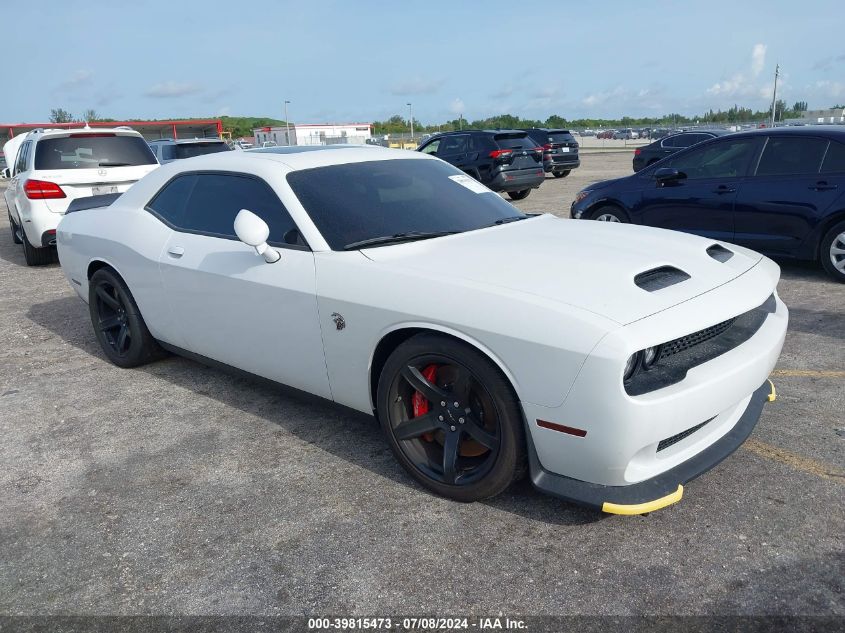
[{"left": 1, "top": 153, "right": 843, "bottom": 618}]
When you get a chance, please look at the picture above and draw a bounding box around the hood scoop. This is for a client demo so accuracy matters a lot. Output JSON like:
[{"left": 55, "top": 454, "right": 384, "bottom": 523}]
[
  {"left": 634, "top": 266, "right": 691, "bottom": 292},
  {"left": 707, "top": 244, "right": 734, "bottom": 262}
]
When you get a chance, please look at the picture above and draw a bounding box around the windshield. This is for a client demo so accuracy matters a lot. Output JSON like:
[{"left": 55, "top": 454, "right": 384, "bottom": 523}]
[
  {"left": 175, "top": 142, "right": 231, "bottom": 159},
  {"left": 34, "top": 134, "right": 157, "bottom": 170},
  {"left": 286, "top": 159, "right": 525, "bottom": 250}
]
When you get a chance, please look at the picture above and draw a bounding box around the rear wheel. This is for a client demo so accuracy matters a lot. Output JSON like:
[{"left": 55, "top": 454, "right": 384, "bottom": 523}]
[
  {"left": 507, "top": 189, "right": 531, "bottom": 200},
  {"left": 820, "top": 220, "right": 845, "bottom": 283},
  {"left": 8, "top": 211, "right": 22, "bottom": 244},
  {"left": 88, "top": 268, "right": 163, "bottom": 367},
  {"left": 377, "top": 333, "right": 526, "bottom": 501},
  {"left": 553, "top": 170, "right": 571, "bottom": 178},
  {"left": 590, "top": 205, "right": 629, "bottom": 223},
  {"left": 21, "top": 228, "right": 54, "bottom": 266}
]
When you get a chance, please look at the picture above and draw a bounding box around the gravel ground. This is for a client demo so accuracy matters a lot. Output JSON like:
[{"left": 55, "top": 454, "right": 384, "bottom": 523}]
[{"left": 0, "top": 155, "right": 843, "bottom": 618}]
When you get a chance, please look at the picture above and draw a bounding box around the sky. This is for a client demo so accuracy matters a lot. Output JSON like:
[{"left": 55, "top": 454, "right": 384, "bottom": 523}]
[{"left": 4, "top": 0, "right": 844, "bottom": 125}]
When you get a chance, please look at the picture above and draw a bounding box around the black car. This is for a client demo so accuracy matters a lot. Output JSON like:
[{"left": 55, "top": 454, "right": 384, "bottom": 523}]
[
  {"left": 571, "top": 127, "right": 845, "bottom": 282},
  {"left": 633, "top": 130, "right": 732, "bottom": 172},
  {"left": 522, "top": 128, "right": 581, "bottom": 178},
  {"left": 417, "top": 130, "right": 545, "bottom": 199}
]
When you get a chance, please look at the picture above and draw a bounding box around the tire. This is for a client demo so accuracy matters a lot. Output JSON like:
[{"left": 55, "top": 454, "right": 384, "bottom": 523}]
[
  {"left": 589, "top": 205, "right": 629, "bottom": 223},
  {"left": 21, "top": 227, "right": 54, "bottom": 266},
  {"left": 553, "top": 170, "right": 571, "bottom": 178},
  {"left": 8, "top": 211, "right": 22, "bottom": 244},
  {"left": 376, "top": 333, "right": 526, "bottom": 502},
  {"left": 820, "top": 219, "right": 845, "bottom": 283},
  {"left": 88, "top": 268, "right": 163, "bottom": 367},
  {"left": 507, "top": 189, "right": 531, "bottom": 200}
]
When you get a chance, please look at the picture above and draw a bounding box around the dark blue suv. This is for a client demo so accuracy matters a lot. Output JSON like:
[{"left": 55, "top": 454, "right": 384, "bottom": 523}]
[{"left": 571, "top": 127, "right": 845, "bottom": 282}]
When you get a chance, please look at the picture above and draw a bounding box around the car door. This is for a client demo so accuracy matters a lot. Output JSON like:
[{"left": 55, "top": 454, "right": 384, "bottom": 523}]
[
  {"left": 5, "top": 140, "right": 32, "bottom": 223},
  {"left": 637, "top": 136, "right": 761, "bottom": 241},
  {"left": 436, "top": 134, "right": 471, "bottom": 171},
  {"left": 153, "top": 171, "right": 332, "bottom": 399},
  {"left": 733, "top": 135, "right": 839, "bottom": 257}
]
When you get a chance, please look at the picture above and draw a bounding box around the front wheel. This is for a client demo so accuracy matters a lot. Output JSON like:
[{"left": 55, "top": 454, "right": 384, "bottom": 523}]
[
  {"left": 590, "top": 205, "right": 629, "bottom": 223},
  {"left": 553, "top": 170, "right": 571, "bottom": 178},
  {"left": 88, "top": 268, "right": 163, "bottom": 367},
  {"left": 507, "top": 189, "right": 531, "bottom": 200},
  {"left": 376, "top": 333, "right": 526, "bottom": 501},
  {"left": 820, "top": 220, "right": 845, "bottom": 282}
]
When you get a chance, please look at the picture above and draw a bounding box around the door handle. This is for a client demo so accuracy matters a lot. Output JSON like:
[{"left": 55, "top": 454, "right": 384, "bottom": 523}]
[
  {"left": 167, "top": 246, "right": 185, "bottom": 258},
  {"left": 712, "top": 186, "right": 736, "bottom": 194},
  {"left": 809, "top": 182, "right": 838, "bottom": 191}
]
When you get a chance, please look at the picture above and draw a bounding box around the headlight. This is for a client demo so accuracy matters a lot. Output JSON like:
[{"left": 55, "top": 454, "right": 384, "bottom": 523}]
[
  {"left": 573, "top": 189, "right": 592, "bottom": 204},
  {"left": 642, "top": 345, "right": 660, "bottom": 369},
  {"left": 623, "top": 352, "right": 641, "bottom": 381}
]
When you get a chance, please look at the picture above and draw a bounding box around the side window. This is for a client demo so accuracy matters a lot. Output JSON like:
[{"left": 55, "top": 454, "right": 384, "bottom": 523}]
[
  {"left": 440, "top": 135, "right": 468, "bottom": 155},
  {"left": 667, "top": 138, "right": 758, "bottom": 180},
  {"left": 147, "top": 174, "right": 198, "bottom": 226},
  {"left": 756, "top": 137, "right": 828, "bottom": 176},
  {"left": 181, "top": 174, "right": 304, "bottom": 246},
  {"left": 148, "top": 145, "right": 158, "bottom": 159},
  {"left": 821, "top": 141, "right": 845, "bottom": 174},
  {"left": 662, "top": 136, "right": 679, "bottom": 148},
  {"left": 15, "top": 141, "right": 31, "bottom": 174},
  {"left": 161, "top": 145, "right": 177, "bottom": 161},
  {"left": 420, "top": 139, "right": 440, "bottom": 155}
]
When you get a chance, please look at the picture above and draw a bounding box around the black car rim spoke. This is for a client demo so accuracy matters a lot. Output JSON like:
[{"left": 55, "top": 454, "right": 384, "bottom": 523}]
[
  {"left": 389, "top": 357, "right": 502, "bottom": 486},
  {"left": 95, "top": 282, "right": 131, "bottom": 356}
]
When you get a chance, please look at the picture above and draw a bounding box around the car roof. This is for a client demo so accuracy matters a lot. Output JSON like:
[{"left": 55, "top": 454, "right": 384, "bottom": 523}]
[
  {"left": 167, "top": 144, "right": 434, "bottom": 171},
  {"left": 24, "top": 127, "right": 144, "bottom": 140},
  {"left": 668, "top": 129, "right": 732, "bottom": 136},
  {"left": 733, "top": 125, "right": 845, "bottom": 140}
]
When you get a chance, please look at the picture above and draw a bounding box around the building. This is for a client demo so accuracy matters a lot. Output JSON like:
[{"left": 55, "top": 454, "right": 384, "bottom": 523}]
[
  {"left": 0, "top": 119, "right": 223, "bottom": 146},
  {"left": 254, "top": 123, "right": 372, "bottom": 147},
  {"left": 784, "top": 108, "right": 845, "bottom": 125}
]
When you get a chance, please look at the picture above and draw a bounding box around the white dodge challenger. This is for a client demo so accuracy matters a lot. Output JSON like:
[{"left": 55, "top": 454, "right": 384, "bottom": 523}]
[{"left": 56, "top": 146, "right": 788, "bottom": 514}]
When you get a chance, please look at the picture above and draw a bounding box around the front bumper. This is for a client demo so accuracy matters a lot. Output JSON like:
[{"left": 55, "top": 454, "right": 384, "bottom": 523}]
[{"left": 527, "top": 380, "right": 775, "bottom": 514}]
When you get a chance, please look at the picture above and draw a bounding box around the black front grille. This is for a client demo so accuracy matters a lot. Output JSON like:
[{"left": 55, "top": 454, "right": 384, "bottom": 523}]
[
  {"left": 657, "top": 417, "right": 715, "bottom": 452},
  {"left": 625, "top": 294, "right": 777, "bottom": 396},
  {"left": 659, "top": 317, "right": 737, "bottom": 360}
]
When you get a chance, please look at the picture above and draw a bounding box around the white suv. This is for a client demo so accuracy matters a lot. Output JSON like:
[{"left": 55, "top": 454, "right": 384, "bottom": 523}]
[{"left": 3, "top": 127, "right": 159, "bottom": 265}]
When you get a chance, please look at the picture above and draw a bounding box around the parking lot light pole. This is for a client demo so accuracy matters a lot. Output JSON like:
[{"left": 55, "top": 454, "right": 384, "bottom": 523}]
[
  {"left": 769, "top": 65, "right": 780, "bottom": 128},
  {"left": 407, "top": 103, "right": 414, "bottom": 142},
  {"left": 284, "top": 100, "right": 291, "bottom": 146}
]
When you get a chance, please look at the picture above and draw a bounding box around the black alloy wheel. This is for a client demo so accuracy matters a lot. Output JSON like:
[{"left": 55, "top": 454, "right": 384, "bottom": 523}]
[
  {"left": 88, "top": 268, "right": 163, "bottom": 367},
  {"left": 377, "top": 334, "right": 525, "bottom": 501}
]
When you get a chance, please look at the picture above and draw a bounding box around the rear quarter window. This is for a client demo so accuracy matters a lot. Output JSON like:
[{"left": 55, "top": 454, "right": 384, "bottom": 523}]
[
  {"left": 756, "top": 137, "right": 828, "bottom": 176},
  {"left": 34, "top": 135, "right": 157, "bottom": 170}
]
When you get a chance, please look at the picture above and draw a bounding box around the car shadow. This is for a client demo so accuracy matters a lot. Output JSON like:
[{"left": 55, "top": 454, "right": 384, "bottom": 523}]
[{"left": 25, "top": 295, "right": 601, "bottom": 527}]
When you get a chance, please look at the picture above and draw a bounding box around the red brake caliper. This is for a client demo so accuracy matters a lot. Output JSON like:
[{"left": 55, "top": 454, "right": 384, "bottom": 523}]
[{"left": 412, "top": 364, "right": 439, "bottom": 441}]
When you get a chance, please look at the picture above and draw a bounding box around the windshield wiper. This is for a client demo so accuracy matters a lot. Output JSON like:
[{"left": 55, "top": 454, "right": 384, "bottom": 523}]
[
  {"left": 491, "top": 215, "right": 528, "bottom": 225},
  {"left": 343, "top": 231, "right": 459, "bottom": 250},
  {"left": 98, "top": 161, "right": 131, "bottom": 167}
]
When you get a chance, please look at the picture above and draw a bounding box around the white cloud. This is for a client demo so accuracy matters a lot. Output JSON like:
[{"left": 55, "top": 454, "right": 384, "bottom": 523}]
[
  {"left": 388, "top": 77, "right": 444, "bottom": 96},
  {"left": 751, "top": 44, "right": 767, "bottom": 76},
  {"left": 145, "top": 81, "right": 203, "bottom": 98},
  {"left": 449, "top": 98, "right": 465, "bottom": 115},
  {"left": 815, "top": 80, "right": 845, "bottom": 99},
  {"left": 55, "top": 70, "right": 93, "bottom": 93}
]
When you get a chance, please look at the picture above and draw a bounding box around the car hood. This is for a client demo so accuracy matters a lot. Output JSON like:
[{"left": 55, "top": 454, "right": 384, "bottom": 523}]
[{"left": 362, "top": 214, "right": 763, "bottom": 325}]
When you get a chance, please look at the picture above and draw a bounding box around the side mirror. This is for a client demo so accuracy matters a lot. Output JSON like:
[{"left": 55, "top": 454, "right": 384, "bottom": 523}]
[
  {"left": 653, "top": 167, "right": 685, "bottom": 183},
  {"left": 234, "top": 209, "right": 280, "bottom": 263}
]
